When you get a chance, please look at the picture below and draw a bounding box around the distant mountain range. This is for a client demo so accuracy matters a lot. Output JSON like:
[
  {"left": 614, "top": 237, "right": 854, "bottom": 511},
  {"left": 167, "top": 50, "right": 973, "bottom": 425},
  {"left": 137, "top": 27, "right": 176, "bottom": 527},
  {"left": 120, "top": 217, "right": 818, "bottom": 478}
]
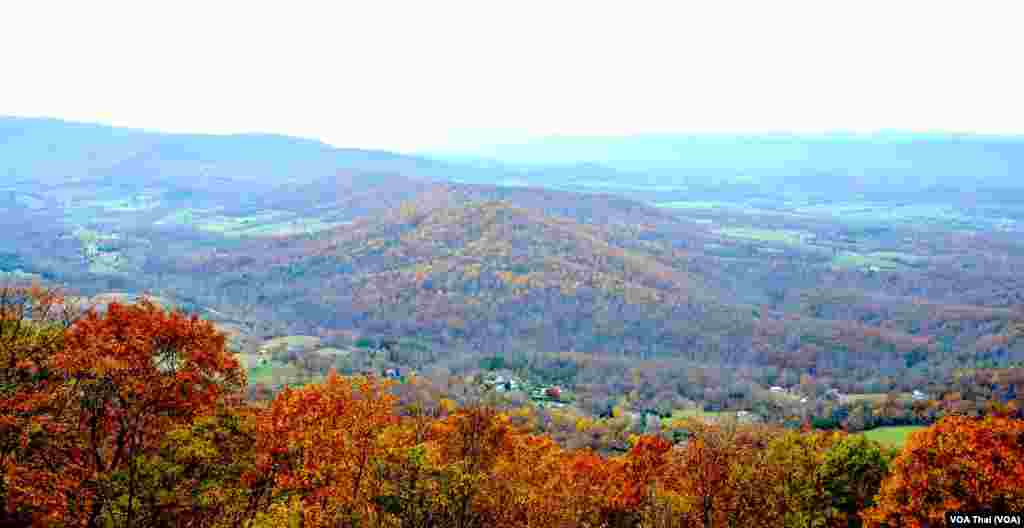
[
  {"left": 428, "top": 132, "right": 1024, "bottom": 191},
  {"left": 0, "top": 116, "right": 508, "bottom": 190},
  {"left": 6, "top": 116, "right": 1023, "bottom": 195}
]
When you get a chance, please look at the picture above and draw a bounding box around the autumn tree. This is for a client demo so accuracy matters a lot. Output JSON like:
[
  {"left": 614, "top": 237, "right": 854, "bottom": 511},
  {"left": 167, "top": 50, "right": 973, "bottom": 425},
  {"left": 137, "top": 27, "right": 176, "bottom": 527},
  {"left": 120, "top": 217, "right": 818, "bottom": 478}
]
[
  {"left": 605, "top": 435, "right": 672, "bottom": 527},
  {"left": 370, "top": 375, "right": 451, "bottom": 528},
  {"left": 818, "top": 433, "right": 890, "bottom": 528},
  {"left": 0, "top": 282, "right": 79, "bottom": 526},
  {"left": 657, "top": 420, "right": 772, "bottom": 528},
  {"left": 756, "top": 431, "right": 828, "bottom": 526},
  {"left": 103, "top": 404, "right": 270, "bottom": 528},
  {"left": 425, "top": 405, "right": 517, "bottom": 528},
  {"left": 251, "top": 373, "right": 398, "bottom": 527},
  {"left": 5, "top": 298, "right": 244, "bottom": 527},
  {"left": 476, "top": 432, "right": 579, "bottom": 528},
  {"left": 758, "top": 431, "right": 842, "bottom": 527},
  {"left": 863, "top": 415, "right": 1024, "bottom": 527}
]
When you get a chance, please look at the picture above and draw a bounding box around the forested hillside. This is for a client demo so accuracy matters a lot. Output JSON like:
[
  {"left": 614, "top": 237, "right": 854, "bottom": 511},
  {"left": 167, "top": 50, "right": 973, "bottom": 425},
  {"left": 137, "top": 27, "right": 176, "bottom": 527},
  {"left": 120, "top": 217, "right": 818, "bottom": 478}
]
[
  {"left": 187, "top": 199, "right": 747, "bottom": 358},
  {"left": 2, "top": 284, "right": 1021, "bottom": 527}
]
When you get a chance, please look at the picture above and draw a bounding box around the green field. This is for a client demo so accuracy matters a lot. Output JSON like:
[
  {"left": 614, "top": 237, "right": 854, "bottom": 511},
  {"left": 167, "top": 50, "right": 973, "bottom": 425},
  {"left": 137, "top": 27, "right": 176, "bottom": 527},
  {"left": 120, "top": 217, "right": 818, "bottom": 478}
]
[
  {"left": 845, "top": 393, "right": 916, "bottom": 404},
  {"left": 783, "top": 201, "right": 1004, "bottom": 232},
  {"left": 155, "top": 207, "right": 225, "bottom": 225},
  {"left": 716, "top": 227, "right": 811, "bottom": 247},
  {"left": 861, "top": 425, "right": 925, "bottom": 448},
  {"left": 663, "top": 408, "right": 725, "bottom": 425},
  {"left": 228, "top": 218, "right": 352, "bottom": 238},
  {"left": 196, "top": 211, "right": 293, "bottom": 233},
  {"left": 155, "top": 208, "right": 352, "bottom": 238},
  {"left": 656, "top": 200, "right": 734, "bottom": 210},
  {"left": 259, "top": 335, "right": 322, "bottom": 354},
  {"left": 658, "top": 197, "right": 1014, "bottom": 233},
  {"left": 831, "top": 251, "right": 924, "bottom": 271},
  {"left": 654, "top": 200, "right": 789, "bottom": 217},
  {"left": 245, "top": 358, "right": 323, "bottom": 387},
  {"left": 85, "top": 194, "right": 162, "bottom": 212},
  {"left": 845, "top": 393, "right": 889, "bottom": 404}
]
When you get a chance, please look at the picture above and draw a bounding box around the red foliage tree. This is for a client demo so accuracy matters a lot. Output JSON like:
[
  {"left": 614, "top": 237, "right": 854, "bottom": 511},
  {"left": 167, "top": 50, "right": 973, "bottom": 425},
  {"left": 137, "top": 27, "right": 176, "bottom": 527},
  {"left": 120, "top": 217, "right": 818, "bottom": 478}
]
[{"left": 5, "top": 299, "right": 243, "bottom": 527}]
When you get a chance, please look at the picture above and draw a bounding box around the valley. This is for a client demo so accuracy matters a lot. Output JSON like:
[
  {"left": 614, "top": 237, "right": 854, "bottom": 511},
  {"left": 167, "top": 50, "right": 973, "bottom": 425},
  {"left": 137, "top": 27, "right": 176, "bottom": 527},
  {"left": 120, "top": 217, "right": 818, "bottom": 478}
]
[{"left": 2, "top": 117, "right": 1023, "bottom": 443}]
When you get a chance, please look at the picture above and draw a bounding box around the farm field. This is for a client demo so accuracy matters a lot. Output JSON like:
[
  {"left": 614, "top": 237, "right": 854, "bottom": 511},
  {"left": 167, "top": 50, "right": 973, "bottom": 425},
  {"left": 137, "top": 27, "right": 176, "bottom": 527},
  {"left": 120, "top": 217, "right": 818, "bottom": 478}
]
[
  {"left": 845, "top": 393, "right": 916, "bottom": 404},
  {"left": 244, "top": 355, "right": 327, "bottom": 388},
  {"left": 655, "top": 197, "right": 1024, "bottom": 234},
  {"left": 82, "top": 193, "right": 163, "bottom": 212},
  {"left": 656, "top": 200, "right": 741, "bottom": 211},
  {"left": 861, "top": 425, "right": 926, "bottom": 448},
  {"left": 664, "top": 408, "right": 725, "bottom": 424},
  {"left": 156, "top": 208, "right": 353, "bottom": 238},
  {"left": 716, "top": 227, "right": 812, "bottom": 247},
  {"left": 830, "top": 251, "right": 924, "bottom": 271},
  {"left": 259, "top": 335, "right": 322, "bottom": 353}
]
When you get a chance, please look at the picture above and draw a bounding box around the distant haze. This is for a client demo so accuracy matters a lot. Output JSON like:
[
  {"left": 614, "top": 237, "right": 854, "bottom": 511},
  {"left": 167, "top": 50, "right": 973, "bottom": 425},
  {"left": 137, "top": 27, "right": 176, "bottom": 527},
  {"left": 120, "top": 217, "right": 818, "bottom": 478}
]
[{"left": 2, "top": 1, "right": 1023, "bottom": 152}]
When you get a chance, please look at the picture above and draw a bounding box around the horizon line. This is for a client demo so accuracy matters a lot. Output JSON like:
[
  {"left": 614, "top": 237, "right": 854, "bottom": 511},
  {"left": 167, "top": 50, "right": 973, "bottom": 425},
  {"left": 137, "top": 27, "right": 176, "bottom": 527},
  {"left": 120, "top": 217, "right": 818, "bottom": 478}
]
[{"left": 5, "top": 114, "right": 1024, "bottom": 155}]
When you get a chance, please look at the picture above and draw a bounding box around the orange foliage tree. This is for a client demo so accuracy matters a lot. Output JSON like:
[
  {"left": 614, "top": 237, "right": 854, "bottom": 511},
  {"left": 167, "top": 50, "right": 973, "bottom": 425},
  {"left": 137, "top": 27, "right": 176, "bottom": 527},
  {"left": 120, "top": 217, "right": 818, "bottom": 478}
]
[
  {"left": 250, "top": 373, "right": 398, "bottom": 527},
  {"left": 5, "top": 298, "right": 243, "bottom": 527},
  {"left": 657, "top": 421, "right": 768, "bottom": 527},
  {"left": 423, "top": 405, "right": 518, "bottom": 528},
  {"left": 863, "top": 415, "right": 1024, "bottom": 527}
]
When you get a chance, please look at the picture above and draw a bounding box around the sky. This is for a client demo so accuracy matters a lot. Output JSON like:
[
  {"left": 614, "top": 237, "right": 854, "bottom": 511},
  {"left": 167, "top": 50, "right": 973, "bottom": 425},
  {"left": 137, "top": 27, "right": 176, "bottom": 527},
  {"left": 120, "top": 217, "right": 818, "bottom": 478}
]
[{"left": 2, "top": 1, "right": 1023, "bottom": 153}]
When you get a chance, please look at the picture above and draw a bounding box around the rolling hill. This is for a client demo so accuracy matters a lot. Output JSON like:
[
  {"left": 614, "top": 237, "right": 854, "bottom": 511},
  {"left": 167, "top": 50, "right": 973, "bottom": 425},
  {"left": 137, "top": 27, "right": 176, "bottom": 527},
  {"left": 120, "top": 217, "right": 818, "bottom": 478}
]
[
  {"left": 253, "top": 170, "right": 687, "bottom": 229},
  {"left": 189, "top": 199, "right": 754, "bottom": 363}
]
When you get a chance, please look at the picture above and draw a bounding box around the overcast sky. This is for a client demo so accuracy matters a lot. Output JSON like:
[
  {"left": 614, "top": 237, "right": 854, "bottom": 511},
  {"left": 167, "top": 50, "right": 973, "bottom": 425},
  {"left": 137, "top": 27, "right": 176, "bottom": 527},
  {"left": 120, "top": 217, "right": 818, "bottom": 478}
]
[{"left": 2, "top": 1, "right": 1022, "bottom": 152}]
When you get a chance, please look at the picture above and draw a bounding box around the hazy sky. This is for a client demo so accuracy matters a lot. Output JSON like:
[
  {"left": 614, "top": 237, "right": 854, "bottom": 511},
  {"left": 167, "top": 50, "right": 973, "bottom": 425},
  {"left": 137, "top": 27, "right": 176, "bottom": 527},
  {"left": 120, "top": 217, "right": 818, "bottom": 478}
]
[{"left": 2, "top": 1, "right": 1022, "bottom": 152}]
